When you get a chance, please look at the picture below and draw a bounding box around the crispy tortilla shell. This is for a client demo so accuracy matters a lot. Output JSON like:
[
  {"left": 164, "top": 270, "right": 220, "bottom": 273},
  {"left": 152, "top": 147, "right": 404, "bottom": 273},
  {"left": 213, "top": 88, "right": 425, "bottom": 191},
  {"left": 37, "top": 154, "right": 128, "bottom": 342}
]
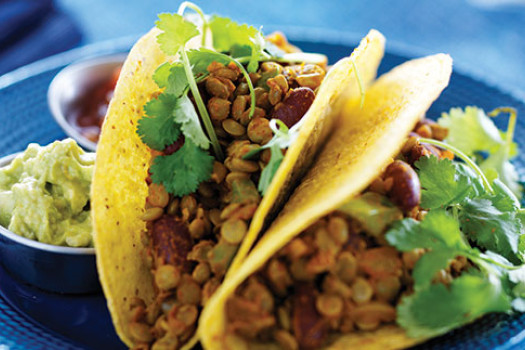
[
  {"left": 228, "top": 29, "right": 386, "bottom": 274},
  {"left": 92, "top": 28, "right": 205, "bottom": 348},
  {"left": 92, "top": 28, "right": 167, "bottom": 348},
  {"left": 199, "top": 53, "right": 452, "bottom": 350}
]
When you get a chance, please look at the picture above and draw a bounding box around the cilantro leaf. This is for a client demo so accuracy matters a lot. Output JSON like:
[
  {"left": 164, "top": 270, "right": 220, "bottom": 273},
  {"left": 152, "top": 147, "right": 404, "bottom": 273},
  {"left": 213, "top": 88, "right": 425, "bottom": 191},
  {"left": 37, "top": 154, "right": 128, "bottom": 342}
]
[
  {"left": 166, "top": 63, "right": 188, "bottom": 96},
  {"left": 173, "top": 94, "right": 210, "bottom": 149},
  {"left": 258, "top": 144, "right": 284, "bottom": 195},
  {"left": 412, "top": 248, "right": 459, "bottom": 290},
  {"left": 156, "top": 13, "right": 199, "bottom": 56},
  {"left": 386, "top": 209, "right": 470, "bottom": 252},
  {"left": 208, "top": 16, "right": 264, "bottom": 72},
  {"left": 150, "top": 139, "right": 214, "bottom": 196},
  {"left": 438, "top": 106, "right": 522, "bottom": 199},
  {"left": 438, "top": 106, "right": 504, "bottom": 156},
  {"left": 491, "top": 179, "right": 521, "bottom": 212},
  {"left": 384, "top": 218, "right": 421, "bottom": 251},
  {"left": 209, "top": 16, "right": 260, "bottom": 52},
  {"left": 153, "top": 62, "right": 188, "bottom": 96},
  {"left": 506, "top": 266, "right": 525, "bottom": 311},
  {"left": 137, "top": 94, "right": 181, "bottom": 150},
  {"left": 153, "top": 62, "right": 172, "bottom": 88},
  {"left": 397, "top": 273, "right": 511, "bottom": 338},
  {"left": 229, "top": 44, "right": 253, "bottom": 58},
  {"left": 338, "top": 192, "right": 403, "bottom": 237},
  {"left": 415, "top": 156, "right": 482, "bottom": 209},
  {"left": 244, "top": 120, "right": 299, "bottom": 195},
  {"left": 481, "top": 146, "right": 523, "bottom": 199},
  {"left": 187, "top": 48, "right": 232, "bottom": 76},
  {"left": 459, "top": 196, "right": 524, "bottom": 264}
]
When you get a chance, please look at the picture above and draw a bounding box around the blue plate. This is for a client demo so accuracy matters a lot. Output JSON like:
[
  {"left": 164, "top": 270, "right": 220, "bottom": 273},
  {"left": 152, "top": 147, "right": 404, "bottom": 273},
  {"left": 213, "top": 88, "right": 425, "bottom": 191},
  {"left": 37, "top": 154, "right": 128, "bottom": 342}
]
[{"left": 1, "top": 34, "right": 525, "bottom": 350}]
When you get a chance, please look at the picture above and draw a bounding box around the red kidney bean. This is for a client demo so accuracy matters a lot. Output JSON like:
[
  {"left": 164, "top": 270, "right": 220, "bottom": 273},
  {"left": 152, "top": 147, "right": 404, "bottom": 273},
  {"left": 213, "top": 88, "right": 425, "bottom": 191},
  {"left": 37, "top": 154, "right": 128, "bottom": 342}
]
[
  {"left": 292, "top": 283, "right": 327, "bottom": 349},
  {"left": 164, "top": 135, "right": 185, "bottom": 155},
  {"left": 384, "top": 160, "right": 421, "bottom": 213},
  {"left": 272, "top": 87, "right": 315, "bottom": 128},
  {"left": 150, "top": 215, "right": 193, "bottom": 272},
  {"left": 405, "top": 142, "right": 440, "bottom": 165}
]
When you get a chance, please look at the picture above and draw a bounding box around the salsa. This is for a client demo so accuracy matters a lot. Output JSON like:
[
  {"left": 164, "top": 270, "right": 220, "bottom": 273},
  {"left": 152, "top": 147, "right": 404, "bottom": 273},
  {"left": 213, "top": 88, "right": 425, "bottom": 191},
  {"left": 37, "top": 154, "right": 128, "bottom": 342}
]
[{"left": 67, "top": 66, "right": 121, "bottom": 143}]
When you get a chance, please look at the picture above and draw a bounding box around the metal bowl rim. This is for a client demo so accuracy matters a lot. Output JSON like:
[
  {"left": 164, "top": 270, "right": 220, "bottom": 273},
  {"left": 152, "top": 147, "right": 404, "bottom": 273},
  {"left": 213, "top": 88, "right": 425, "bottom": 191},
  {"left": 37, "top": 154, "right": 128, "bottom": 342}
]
[{"left": 47, "top": 52, "right": 128, "bottom": 151}]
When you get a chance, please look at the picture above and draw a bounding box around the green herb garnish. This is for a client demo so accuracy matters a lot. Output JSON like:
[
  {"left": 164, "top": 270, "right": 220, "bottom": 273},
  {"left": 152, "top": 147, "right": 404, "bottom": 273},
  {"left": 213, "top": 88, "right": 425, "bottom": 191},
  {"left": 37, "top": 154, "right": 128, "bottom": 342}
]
[
  {"left": 136, "top": 2, "right": 326, "bottom": 197},
  {"left": 208, "top": 16, "right": 267, "bottom": 73},
  {"left": 415, "top": 153, "right": 523, "bottom": 264},
  {"left": 150, "top": 140, "right": 214, "bottom": 197},
  {"left": 137, "top": 94, "right": 181, "bottom": 150},
  {"left": 385, "top": 153, "right": 525, "bottom": 338},
  {"left": 438, "top": 106, "right": 521, "bottom": 198},
  {"left": 338, "top": 192, "right": 403, "bottom": 237},
  {"left": 243, "top": 119, "right": 299, "bottom": 194}
]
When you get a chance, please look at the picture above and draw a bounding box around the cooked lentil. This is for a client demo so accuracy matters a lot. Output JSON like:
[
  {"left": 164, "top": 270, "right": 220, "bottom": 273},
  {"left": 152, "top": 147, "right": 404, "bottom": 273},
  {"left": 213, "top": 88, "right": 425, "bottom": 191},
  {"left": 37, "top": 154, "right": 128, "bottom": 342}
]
[{"left": 224, "top": 119, "right": 469, "bottom": 349}]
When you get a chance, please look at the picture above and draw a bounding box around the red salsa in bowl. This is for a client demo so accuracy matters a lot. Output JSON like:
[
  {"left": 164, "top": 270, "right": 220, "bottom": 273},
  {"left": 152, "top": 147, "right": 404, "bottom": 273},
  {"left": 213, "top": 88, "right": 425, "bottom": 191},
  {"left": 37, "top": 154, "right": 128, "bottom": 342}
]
[
  {"left": 48, "top": 53, "right": 126, "bottom": 150},
  {"left": 67, "top": 66, "right": 120, "bottom": 143}
]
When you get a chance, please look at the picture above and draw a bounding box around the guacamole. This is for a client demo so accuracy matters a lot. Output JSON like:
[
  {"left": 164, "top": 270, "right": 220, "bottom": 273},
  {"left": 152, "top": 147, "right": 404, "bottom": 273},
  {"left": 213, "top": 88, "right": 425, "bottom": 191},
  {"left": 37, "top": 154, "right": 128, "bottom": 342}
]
[{"left": 0, "top": 139, "right": 95, "bottom": 247}]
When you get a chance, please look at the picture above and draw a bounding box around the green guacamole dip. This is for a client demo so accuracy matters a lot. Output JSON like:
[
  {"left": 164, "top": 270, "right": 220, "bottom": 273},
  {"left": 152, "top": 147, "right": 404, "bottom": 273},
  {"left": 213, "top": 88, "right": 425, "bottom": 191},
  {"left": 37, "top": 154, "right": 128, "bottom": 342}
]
[{"left": 0, "top": 139, "right": 95, "bottom": 247}]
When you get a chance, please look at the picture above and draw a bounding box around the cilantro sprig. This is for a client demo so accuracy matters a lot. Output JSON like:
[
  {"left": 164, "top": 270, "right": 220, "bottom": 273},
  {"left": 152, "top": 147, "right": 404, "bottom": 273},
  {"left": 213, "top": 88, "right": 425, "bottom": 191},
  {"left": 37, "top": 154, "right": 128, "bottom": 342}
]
[
  {"left": 150, "top": 140, "right": 214, "bottom": 197},
  {"left": 396, "top": 272, "right": 511, "bottom": 339},
  {"left": 385, "top": 154, "right": 525, "bottom": 338},
  {"left": 243, "top": 119, "right": 300, "bottom": 194},
  {"left": 209, "top": 15, "right": 268, "bottom": 73},
  {"left": 136, "top": 3, "right": 265, "bottom": 196},
  {"left": 388, "top": 207, "right": 523, "bottom": 338},
  {"left": 438, "top": 106, "right": 522, "bottom": 198},
  {"left": 137, "top": 94, "right": 181, "bottom": 150},
  {"left": 419, "top": 137, "right": 493, "bottom": 196},
  {"left": 384, "top": 111, "right": 525, "bottom": 338},
  {"left": 414, "top": 154, "right": 523, "bottom": 263},
  {"left": 136, "top": 2, "right": 329, "bottom": 197},
  {"left": 157, "top": 9, "right": 222, "bottom": 160},
  {"left": 135, "top": 7, "right": 218, "bottom": 196}
]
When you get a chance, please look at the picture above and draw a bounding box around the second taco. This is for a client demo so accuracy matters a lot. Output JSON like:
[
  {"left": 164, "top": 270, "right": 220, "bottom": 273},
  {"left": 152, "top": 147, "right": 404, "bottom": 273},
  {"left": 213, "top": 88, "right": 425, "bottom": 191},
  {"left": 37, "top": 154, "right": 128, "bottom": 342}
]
[{"left": 199, "top": 53, "right": 454, "bottom": 349}]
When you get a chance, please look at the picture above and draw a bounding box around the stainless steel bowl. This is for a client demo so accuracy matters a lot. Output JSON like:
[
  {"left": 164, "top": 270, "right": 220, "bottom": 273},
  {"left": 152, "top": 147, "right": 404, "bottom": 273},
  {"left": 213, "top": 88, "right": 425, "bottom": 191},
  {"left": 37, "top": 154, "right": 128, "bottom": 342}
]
[
  {"left": 0, "top": 153, "right": 99, "bottom": 294},
  {"left": 47, "top": 53, "right": 127, "bottom": 151}
]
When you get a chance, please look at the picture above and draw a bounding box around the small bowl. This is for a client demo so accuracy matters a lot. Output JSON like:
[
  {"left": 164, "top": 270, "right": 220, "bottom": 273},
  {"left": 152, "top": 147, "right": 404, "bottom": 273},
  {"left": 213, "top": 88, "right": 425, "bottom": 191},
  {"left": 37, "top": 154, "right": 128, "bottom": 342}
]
[
  {"left": 0, "top": 153, "right": 99, "bottom": 294},
  {"left": 48, "top": 53, "right": 127, "bottom": 151}
]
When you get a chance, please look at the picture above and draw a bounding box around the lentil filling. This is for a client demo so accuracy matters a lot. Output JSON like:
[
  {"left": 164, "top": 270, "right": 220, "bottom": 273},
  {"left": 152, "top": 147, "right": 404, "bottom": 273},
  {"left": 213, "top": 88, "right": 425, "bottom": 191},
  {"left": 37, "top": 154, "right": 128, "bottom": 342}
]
[
  {"left": 127, "top": 36, "right": 328, "bottom": 349},
  {"left": 224, "top": 120, "right": 469, "bottom": 349}
]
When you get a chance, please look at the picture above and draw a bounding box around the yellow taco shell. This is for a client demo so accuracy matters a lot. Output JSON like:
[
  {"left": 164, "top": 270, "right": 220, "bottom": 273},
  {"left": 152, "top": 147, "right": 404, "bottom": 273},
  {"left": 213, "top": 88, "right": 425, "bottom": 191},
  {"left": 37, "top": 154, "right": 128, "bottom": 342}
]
[
  {"left": 199, "top": 53, "right": 452, "bottom": 350},
  {"left": 92, "top": 27, "right": 188, "bottom": 347},
  {"left": 228, "top": 29, "right": 386, "bottom": 274}
]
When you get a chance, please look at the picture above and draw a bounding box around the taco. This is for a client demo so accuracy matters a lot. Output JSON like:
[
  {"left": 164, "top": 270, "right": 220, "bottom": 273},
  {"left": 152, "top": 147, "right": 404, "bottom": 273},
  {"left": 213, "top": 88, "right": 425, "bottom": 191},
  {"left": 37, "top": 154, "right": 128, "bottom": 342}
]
[
  {"left": 91, "top": 4, "right": 385, "bottom": 349},
  {"left": 198, "top": 54, "right": 456, "bottom": 349}
]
